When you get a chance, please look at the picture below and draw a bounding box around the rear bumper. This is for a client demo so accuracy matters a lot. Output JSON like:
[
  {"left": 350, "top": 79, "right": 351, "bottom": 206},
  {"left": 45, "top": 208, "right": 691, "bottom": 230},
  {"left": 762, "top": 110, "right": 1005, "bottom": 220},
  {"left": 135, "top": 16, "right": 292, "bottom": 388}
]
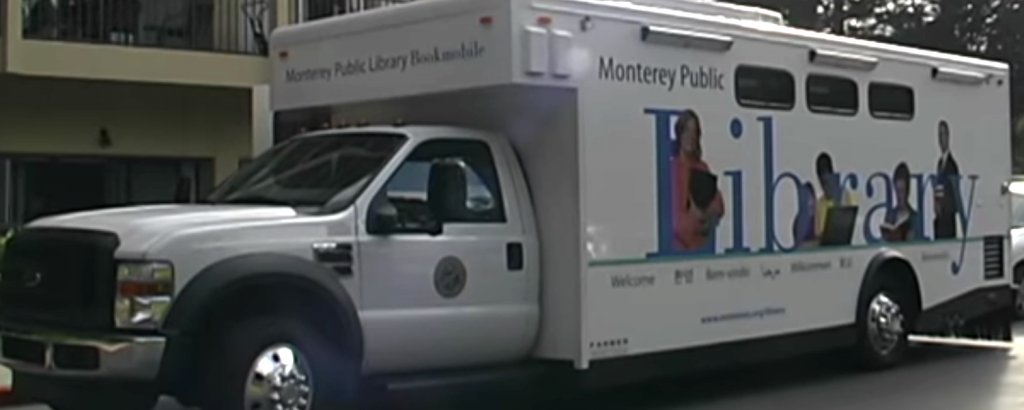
[{"left": 0, "top": 328, "right": 164, "bottom": 381}]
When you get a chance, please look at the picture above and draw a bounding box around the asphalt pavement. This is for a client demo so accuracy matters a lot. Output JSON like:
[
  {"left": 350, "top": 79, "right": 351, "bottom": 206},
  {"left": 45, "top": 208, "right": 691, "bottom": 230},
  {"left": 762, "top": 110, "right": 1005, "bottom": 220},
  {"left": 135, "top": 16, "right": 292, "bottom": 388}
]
[{"left": 5, "top": 324, "right": 1024, "bottom": 410}]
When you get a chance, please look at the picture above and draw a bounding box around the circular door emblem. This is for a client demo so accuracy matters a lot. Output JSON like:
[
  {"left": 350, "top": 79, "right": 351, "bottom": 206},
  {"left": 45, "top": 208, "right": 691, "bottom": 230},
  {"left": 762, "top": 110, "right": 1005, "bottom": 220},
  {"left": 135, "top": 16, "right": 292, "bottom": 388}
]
[{"left": 434, "top": 256, "right": 467, "bottom": 299}]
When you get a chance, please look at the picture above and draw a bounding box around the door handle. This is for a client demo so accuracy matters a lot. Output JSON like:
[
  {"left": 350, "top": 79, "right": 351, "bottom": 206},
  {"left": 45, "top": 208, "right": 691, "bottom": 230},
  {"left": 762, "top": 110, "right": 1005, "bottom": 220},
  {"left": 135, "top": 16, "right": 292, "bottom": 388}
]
[
  {"left": 312, "top": 242, "right": 354, "bottom": 275},
  {"left": 506, "top": 242, "right": 524, "bottom": 271}
]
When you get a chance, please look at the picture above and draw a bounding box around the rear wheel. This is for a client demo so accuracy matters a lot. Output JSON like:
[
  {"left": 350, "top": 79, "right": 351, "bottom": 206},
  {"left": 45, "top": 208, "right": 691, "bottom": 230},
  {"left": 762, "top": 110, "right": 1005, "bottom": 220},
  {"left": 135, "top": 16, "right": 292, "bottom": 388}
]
[
  {"left": 199, "top": 315, "right": 358, "bottom": 410},
  {"left": 855, "top": 276, "right": 913, "bottom": 369}
]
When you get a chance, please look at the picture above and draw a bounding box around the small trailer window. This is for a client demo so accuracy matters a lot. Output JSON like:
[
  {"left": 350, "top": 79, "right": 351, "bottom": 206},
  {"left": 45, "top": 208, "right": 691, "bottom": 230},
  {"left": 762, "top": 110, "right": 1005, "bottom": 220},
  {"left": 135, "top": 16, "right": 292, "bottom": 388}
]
[
  {"left": 868, "top": 83, "right": 915, "bottom": 120},
  {"left": 806, "top": 74, "right": 858, "bottom": 116},
  {"left": 735, "top": 65, "right": 796, "bottom": 110}
]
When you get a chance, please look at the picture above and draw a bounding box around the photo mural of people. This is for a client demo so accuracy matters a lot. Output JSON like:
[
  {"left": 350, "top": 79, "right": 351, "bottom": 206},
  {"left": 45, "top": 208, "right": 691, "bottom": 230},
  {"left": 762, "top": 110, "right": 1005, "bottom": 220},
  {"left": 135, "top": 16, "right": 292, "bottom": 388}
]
[
  {"left": 813, "top": 152, "right": 857, "bottom": 246},
  {"left": 792, "top": 182, "right": 817, "bottom": 248},
  {"left": 933, "top": 120, "right": 960, "bottom": 239},
  {"left": 671, "top": 110, "right": 724, "bottom": 251},
  {"left": 881, "top": 161, "right": 919, "bottom": 242},
  {"left": 649, "top": 113, "right": 976, "bottom": 259}
]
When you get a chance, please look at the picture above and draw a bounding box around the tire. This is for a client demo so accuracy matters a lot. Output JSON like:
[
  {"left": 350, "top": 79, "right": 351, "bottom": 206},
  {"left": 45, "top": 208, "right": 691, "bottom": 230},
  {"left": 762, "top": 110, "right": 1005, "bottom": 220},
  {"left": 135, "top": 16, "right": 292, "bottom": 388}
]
[
  {"left": 199, "top": 315, "right": 358, "bottom": 410},
  {"left": 854, "top": 275, "right": 913, "bottom": 370}
]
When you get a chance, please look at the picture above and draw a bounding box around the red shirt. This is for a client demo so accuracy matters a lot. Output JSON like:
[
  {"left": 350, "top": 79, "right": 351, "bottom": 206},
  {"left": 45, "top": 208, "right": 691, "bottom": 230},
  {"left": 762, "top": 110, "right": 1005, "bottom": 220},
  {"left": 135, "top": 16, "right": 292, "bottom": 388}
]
[{"left": 672, "top": 156, "right": 724, "bottom": 251}]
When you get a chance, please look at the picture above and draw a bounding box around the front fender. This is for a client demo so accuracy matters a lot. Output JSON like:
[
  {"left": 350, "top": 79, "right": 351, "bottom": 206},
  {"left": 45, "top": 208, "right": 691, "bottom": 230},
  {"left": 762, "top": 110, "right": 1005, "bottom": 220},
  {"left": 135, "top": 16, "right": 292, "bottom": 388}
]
[{"left": 157, "top": 252, "right": 362, "bottom": 397}]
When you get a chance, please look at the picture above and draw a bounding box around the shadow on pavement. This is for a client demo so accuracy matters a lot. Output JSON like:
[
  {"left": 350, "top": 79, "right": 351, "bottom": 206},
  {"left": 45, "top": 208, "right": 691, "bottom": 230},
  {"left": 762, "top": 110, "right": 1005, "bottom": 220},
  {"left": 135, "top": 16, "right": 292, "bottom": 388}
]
[{"left": 380, "top": 342, "right": 1014, "bottom": 410}]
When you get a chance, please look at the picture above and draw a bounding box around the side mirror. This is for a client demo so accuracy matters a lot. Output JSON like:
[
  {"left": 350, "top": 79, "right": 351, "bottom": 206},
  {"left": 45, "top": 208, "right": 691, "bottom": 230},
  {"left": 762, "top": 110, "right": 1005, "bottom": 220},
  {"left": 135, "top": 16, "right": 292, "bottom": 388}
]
[
  {"left": 366, "top": 199, "right": 400, "bottom": 235},
  {"left": 421, "top": 218, "right": 443, "bottom": 237}
]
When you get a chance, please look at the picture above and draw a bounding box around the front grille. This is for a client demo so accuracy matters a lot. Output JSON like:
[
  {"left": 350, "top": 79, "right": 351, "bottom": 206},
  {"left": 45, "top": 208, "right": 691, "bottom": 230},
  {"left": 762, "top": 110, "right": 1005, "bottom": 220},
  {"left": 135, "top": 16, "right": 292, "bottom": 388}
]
[
  {"left": 2, "top": 336, "right": 45, "bottom": 365},
  {"left": 1, "top": 335, "right": 100, "bottom": 370},
  {"left": 0, "top": 228, "right": 120, "bottom": 330}
]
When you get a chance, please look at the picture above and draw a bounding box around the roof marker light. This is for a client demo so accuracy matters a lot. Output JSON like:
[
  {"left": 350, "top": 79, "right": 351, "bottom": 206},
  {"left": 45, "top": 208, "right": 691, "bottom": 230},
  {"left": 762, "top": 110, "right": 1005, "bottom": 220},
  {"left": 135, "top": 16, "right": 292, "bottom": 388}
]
[
  {"left": 931, "top": 67, "right": 989, "bottom": 86},
  {"left": 640, "top": 25, "right": 733, "bottom": 52},
  {"left": 809, "top": 49, "right": 878, "bottom": 72}
]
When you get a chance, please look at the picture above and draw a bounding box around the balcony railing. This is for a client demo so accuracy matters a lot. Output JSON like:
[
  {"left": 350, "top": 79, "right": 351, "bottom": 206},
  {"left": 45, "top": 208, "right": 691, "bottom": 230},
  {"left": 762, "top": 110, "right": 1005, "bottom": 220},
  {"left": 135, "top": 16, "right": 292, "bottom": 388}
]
[
  {"left": 287, "top": 0, "right": 413, "bottom": 24},
  {"left": 21, "top": 0, "right": 272, "bottom": 55}
]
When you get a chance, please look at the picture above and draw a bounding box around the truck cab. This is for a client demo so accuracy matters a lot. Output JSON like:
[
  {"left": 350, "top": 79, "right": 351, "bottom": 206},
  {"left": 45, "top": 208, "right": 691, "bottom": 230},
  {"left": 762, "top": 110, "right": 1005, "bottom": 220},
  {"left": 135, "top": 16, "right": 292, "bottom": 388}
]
[{"left": 0, "top": 125, "right": 540, "bottom": 409}]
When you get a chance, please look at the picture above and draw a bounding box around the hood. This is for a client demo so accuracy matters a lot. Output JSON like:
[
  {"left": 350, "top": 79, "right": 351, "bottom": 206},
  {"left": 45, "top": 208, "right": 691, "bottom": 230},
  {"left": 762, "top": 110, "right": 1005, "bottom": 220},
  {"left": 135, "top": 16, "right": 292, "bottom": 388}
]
[
  {"left": 28, "top": 204, "right": 298, "bottom": 254},
  {"left": 1013, "top": 226, "right": 1024, "bottom": 245}
]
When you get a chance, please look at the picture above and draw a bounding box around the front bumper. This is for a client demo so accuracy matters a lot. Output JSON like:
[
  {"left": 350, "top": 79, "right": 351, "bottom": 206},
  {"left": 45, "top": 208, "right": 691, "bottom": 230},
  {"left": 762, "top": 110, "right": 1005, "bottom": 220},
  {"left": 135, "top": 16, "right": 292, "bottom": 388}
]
[{"left": 0, "top": 328, "right": 164, "bottom": 380}]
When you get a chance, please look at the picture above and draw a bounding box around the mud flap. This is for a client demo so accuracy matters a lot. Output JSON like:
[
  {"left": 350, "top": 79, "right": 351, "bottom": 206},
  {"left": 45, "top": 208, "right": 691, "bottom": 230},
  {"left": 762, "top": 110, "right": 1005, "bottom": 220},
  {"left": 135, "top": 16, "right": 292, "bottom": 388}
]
[
  {"left": 948, "top": 305, "right": 1014, "bottom": 342},
  {"left": 914, "top": 285, "right": 1014, "bottom": 342}
]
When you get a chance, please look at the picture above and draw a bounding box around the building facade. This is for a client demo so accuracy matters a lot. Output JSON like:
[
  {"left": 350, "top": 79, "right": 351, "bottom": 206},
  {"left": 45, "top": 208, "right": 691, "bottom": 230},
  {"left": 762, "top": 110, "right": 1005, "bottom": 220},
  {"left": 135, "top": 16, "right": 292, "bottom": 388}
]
[
  {"left": 0, "top": 0, "right": 416, "bottom": 227},
  {"left": 0, "top": 0, "right": 305, "bottom": 226}
]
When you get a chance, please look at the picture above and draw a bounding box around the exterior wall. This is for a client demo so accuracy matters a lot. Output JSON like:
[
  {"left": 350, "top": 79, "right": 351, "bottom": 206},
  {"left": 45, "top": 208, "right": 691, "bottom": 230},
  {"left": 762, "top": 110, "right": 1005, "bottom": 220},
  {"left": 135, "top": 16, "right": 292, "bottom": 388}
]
[
  {"left": 3, "top": 0, "right": 271, "bottom": 88},
  {"left": 4, "top": 40, "right": 269, "bottom": 88},
  {"left": 0, "top": 76, "right": 252, "bottom": 182}
]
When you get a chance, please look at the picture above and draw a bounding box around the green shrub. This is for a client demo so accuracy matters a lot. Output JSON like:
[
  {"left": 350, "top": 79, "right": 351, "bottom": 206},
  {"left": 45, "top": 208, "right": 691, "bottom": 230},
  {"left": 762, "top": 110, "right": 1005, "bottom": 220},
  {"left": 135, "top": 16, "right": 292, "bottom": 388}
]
[{"left": 0, "top": 229, "right": 13, "bottom": 263}]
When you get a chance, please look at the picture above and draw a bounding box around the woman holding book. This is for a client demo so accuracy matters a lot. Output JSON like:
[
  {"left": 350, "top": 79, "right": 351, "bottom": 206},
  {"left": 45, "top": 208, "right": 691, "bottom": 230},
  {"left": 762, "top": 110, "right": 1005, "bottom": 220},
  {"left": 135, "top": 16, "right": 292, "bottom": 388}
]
[
  {"left": 882, "top": 162, "right": 919, "bottom": 242},
  {"left": 672, "top": 110, "right": 724, "bottom": 251}
]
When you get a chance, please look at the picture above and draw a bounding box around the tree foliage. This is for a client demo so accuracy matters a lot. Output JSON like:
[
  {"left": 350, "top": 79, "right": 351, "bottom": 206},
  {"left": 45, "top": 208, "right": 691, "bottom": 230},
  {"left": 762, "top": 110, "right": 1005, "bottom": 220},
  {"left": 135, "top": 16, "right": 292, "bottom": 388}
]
[{"left": 732, "top": 0, "right": 1024, "bottom": 172}]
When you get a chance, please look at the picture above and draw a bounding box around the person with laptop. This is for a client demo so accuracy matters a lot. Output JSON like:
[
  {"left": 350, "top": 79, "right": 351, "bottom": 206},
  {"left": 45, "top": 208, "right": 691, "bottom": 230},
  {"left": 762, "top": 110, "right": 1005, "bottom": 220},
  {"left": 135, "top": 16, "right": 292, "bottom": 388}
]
[
  {"left": 792, "top": 182, "right": 818, "bottom": 248},
  {"left": 881, "top": 162, "right": 920, "bottom": 242},
  {"left": 814, "top": 152, "right": 858, "bottom": 246},
  {"left": 672, "top": 110, "right": 724, "bottom": 251},
  {"left": 933, "top": 120, "right": 960, "bottom": 239}
]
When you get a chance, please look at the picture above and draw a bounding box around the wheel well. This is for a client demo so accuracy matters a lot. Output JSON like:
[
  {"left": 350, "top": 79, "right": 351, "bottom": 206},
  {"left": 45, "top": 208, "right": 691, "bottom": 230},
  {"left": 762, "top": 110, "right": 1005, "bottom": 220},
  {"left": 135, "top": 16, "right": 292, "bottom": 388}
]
[
  {"left": 877, "top": 258, "right": 923, "bottom": 319},
  {"left": 195, "top": 280, "right": 348, "bottom": 339},
  {"left": 168, "top": 280, "right": 351, "bottom": 405}
]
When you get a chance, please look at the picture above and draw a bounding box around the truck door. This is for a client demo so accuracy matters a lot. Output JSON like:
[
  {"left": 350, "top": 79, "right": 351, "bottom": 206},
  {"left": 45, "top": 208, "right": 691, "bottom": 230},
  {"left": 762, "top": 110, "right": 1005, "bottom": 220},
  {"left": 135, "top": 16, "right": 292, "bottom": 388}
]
[{"left": 358, "top": 137, "right": 530, "bottom": 373}]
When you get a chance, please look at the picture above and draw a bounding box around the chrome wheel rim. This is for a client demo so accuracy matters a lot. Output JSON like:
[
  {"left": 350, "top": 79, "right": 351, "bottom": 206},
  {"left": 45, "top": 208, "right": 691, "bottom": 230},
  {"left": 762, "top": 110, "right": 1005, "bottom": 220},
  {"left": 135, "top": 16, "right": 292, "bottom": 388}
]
[
  {"left": 867, "top": 293, "right": 905, "bottom": 356},
  {"left": 245, "top": 344, "right": 313, "bottom": 410}
]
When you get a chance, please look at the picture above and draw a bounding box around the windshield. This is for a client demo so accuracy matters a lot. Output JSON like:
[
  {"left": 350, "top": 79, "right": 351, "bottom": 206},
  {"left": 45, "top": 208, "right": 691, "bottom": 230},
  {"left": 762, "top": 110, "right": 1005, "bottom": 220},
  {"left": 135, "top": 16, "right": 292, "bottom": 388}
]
[
  {"left": 1013, "top": 193, "right": 1024, "bottom": 229},
  {"left": 207, "top": 132, "right": 406, "bottom": 211}
]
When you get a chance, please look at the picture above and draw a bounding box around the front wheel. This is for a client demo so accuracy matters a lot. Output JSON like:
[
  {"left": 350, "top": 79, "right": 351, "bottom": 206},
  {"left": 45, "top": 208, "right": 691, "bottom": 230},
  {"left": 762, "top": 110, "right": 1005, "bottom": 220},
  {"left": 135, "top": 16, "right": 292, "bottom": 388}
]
[
  {"left": 855, "top": 277, "right": 912, "bottom": 370},
  {"left": 200, "top": 315, "right": 358, "bottom": 410}
]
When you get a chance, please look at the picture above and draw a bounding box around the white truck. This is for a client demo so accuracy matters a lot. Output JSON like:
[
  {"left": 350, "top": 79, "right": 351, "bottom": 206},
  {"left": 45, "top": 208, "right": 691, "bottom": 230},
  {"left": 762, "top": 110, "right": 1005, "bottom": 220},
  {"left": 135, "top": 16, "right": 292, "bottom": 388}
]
[{"left": 0, "top": 0, "right": 1014, "bottom": 409}]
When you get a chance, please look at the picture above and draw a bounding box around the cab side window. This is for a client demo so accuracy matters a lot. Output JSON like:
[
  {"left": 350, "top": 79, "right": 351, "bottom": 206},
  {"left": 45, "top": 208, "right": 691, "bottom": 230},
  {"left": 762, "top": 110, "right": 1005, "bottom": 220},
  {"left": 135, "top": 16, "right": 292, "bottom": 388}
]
[{"left": 382, "top": 139, "right": 506, "bottom": 225}]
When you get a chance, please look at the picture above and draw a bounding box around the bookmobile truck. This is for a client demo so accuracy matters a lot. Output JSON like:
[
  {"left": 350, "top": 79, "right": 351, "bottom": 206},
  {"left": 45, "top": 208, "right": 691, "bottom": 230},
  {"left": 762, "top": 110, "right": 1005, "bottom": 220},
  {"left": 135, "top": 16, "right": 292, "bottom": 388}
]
[{"left": 0, "top": 0, "right": 1015, "bottom": 409}]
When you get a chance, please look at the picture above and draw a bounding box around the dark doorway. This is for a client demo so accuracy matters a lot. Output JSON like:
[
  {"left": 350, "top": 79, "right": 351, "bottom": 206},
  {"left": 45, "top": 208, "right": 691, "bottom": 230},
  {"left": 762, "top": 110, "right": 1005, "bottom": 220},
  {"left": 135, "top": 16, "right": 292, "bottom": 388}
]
[
  {"left": 15, "top": 159, "right": 109, "bottom": 222},
  {"left": 1, "top": 155, "right": 215, "bottom": 225}
]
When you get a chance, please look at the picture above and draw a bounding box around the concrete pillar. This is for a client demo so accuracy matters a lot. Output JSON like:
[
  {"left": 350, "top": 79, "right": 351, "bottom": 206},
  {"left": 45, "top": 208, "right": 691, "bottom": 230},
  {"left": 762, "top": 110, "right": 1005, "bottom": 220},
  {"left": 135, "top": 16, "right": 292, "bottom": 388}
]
[
  {"left": 252, "top": 84, "right": 273, "bottom": 156},
  {"left": 1, "top": 0, "right": 25, "bottom": 72}
]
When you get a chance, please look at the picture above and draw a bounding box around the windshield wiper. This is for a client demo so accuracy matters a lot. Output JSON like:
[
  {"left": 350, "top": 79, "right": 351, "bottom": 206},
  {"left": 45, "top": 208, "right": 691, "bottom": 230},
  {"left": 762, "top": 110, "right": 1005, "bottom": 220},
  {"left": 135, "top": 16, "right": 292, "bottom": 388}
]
[{"left": 213, "top": 194, "right": 297, "bottom": 207}]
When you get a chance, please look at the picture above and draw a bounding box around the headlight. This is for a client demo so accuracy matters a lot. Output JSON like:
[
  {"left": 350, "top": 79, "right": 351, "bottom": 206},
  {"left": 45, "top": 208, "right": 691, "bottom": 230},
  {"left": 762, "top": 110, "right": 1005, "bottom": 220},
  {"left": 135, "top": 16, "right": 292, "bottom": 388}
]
[{"left": 114, "top": 261, "right": 174, "bottom": 329}]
